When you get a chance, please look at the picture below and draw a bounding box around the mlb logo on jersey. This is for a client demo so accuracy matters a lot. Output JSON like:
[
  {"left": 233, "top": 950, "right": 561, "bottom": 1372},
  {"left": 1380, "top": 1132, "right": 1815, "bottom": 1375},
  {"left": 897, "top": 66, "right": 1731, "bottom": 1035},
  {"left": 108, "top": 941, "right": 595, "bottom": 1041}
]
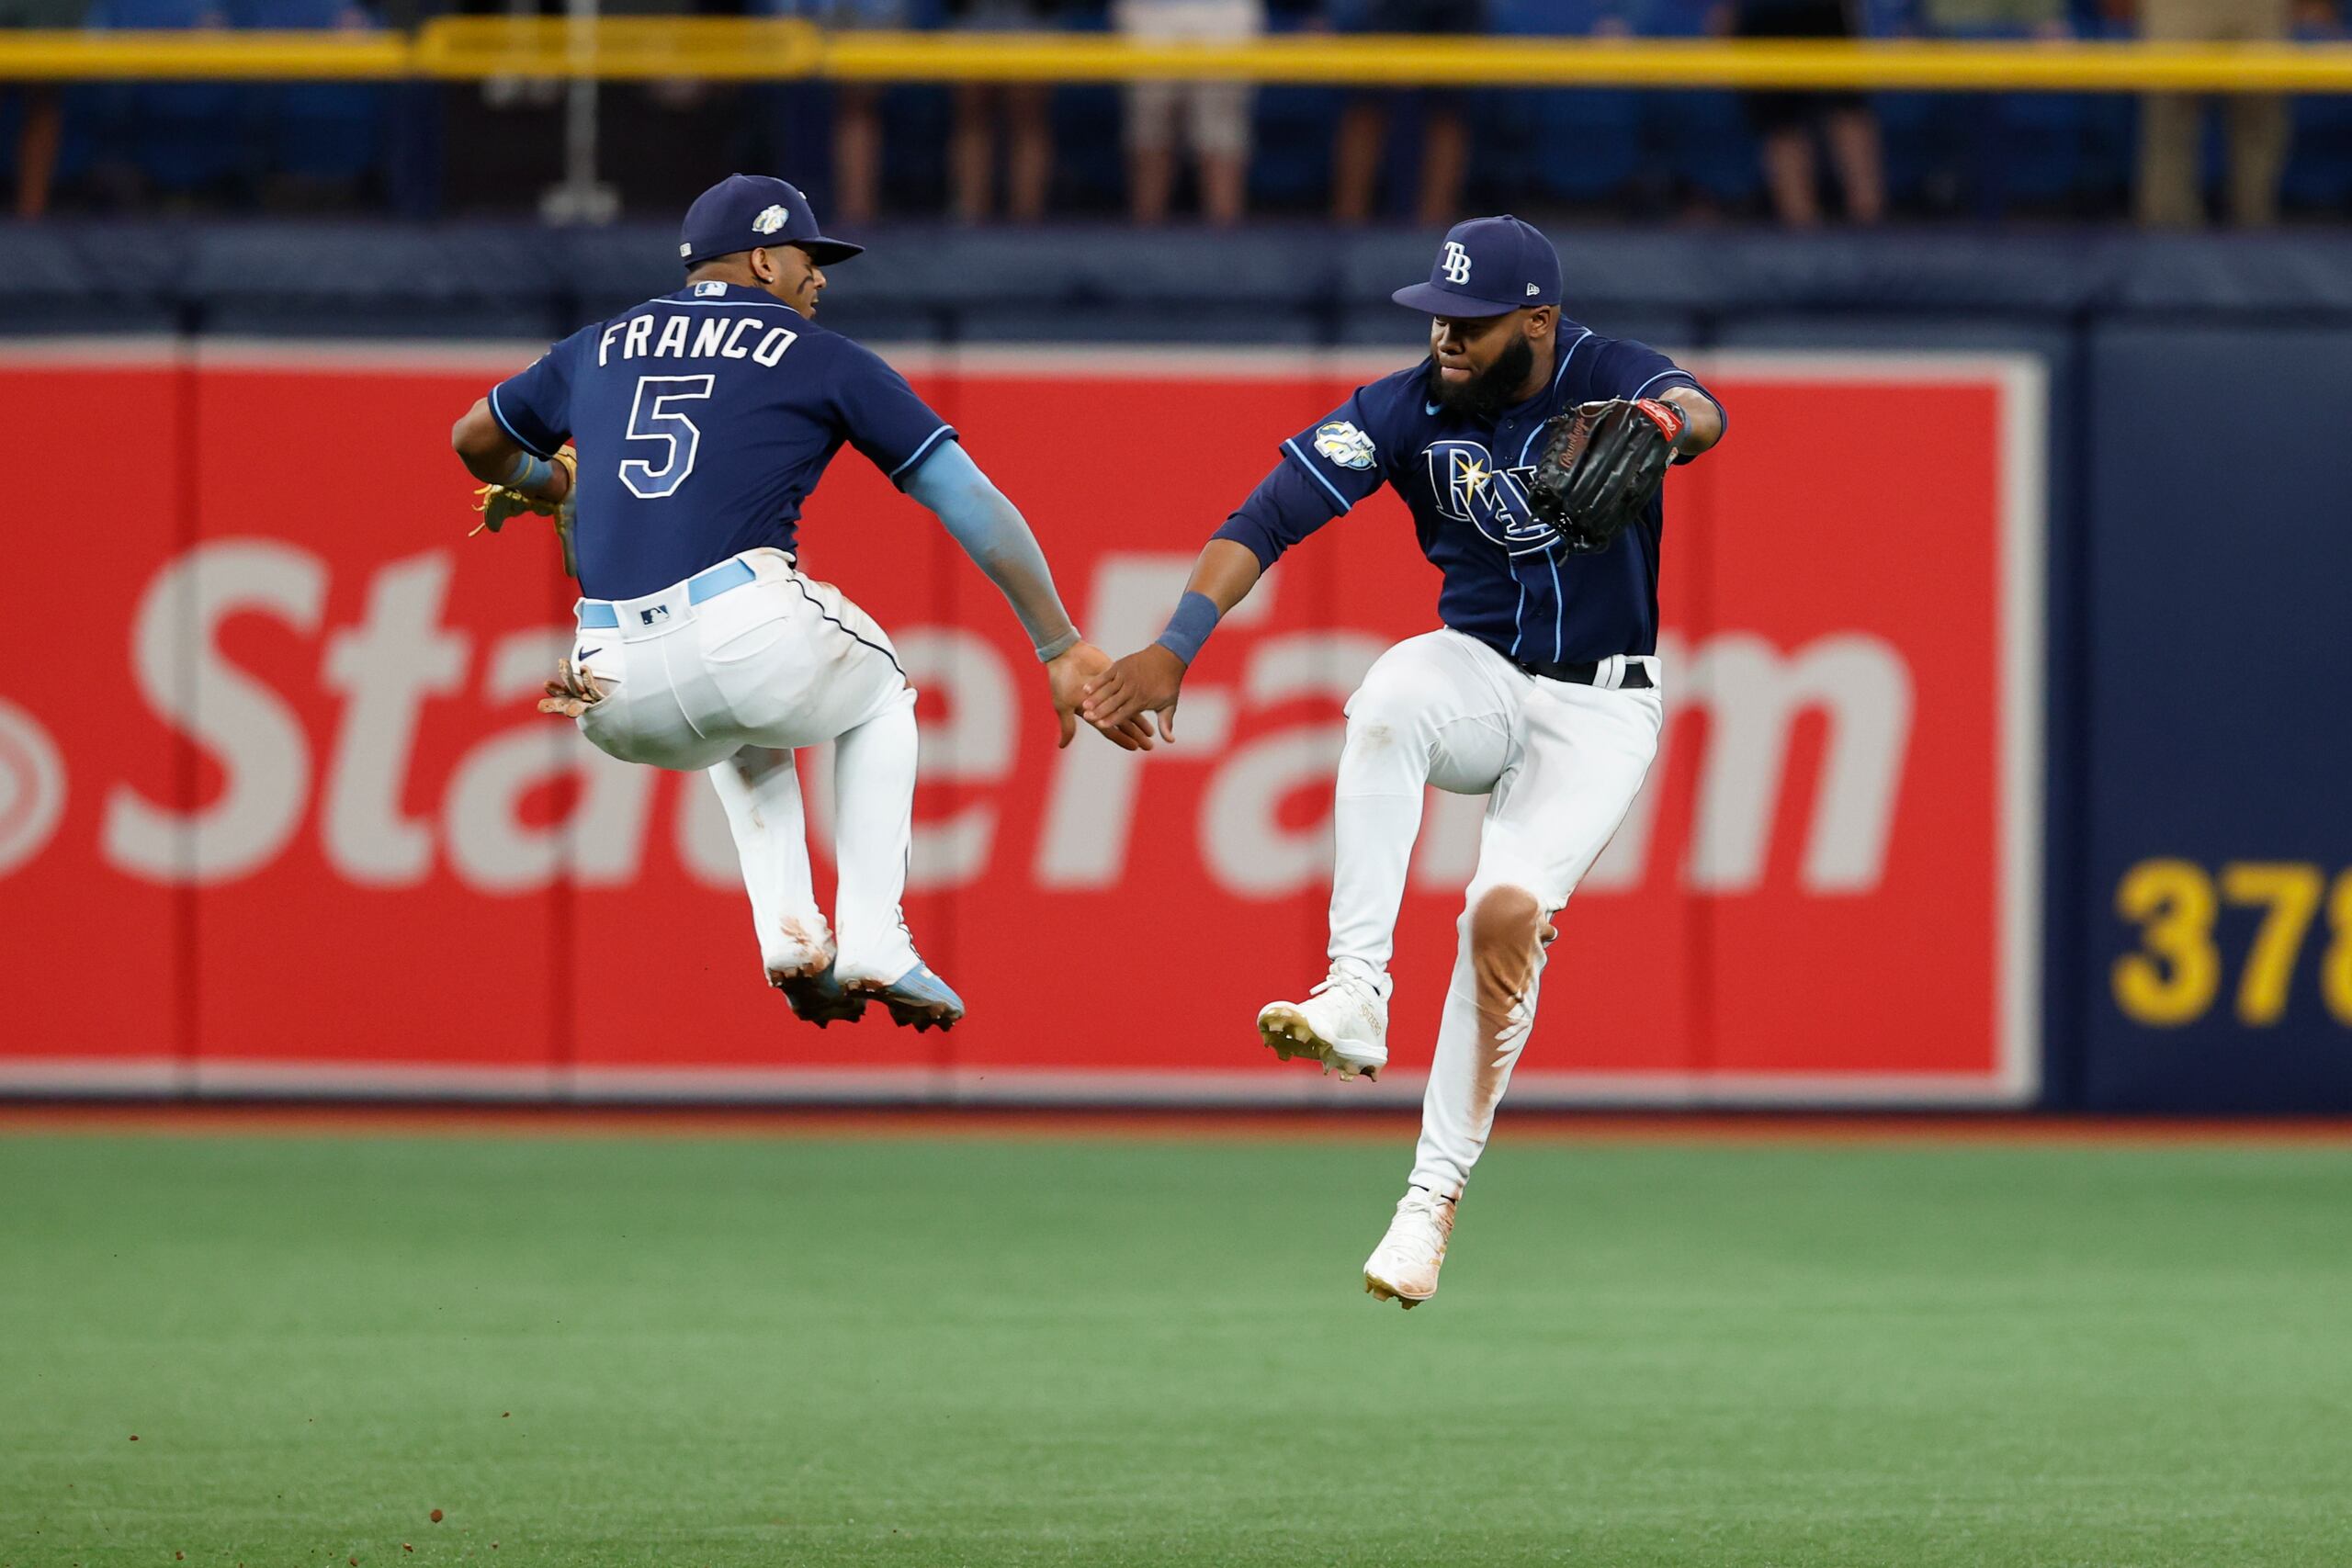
[
  {"left": 1425, "top": 440, "right": 1552, "bottom": 555},
  {"left": 639, "top": 604, "right": 671, "bottom": 626}
]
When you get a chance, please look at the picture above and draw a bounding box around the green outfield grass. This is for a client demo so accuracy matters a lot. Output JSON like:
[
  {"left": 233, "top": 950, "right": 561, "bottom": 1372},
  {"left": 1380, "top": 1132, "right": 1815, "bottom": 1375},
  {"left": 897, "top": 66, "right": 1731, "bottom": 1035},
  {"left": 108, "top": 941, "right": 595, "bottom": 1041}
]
[{"left": 5, "top": 1127, "right": 2350, "bottom": 1567}]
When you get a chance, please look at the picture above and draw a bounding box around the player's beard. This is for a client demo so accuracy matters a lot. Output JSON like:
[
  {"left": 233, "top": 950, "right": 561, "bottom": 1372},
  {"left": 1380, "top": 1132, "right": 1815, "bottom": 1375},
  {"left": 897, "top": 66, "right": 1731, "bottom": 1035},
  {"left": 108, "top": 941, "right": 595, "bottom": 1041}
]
[{"left": 1426, "top": 333, "right": 1537, "bottom": 421}]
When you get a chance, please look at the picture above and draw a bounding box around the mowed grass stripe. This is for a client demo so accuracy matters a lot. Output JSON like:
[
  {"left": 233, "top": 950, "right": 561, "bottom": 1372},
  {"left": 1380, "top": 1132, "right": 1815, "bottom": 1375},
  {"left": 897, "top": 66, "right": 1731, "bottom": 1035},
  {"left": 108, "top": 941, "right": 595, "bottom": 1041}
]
[{"left": 5, "top": 1136, "right": 2348, "bottom": 1567}]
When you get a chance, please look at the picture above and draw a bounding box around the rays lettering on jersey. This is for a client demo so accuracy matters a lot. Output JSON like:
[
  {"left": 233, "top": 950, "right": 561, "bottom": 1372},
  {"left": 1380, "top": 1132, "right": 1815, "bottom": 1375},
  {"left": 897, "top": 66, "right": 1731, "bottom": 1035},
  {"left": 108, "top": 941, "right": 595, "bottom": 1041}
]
[
  {"left": 1423, "top": 440, "right": 1557, "bottom": 557},
  {"left": 596, "top": 311, "right": 798, "bottom": 367}
]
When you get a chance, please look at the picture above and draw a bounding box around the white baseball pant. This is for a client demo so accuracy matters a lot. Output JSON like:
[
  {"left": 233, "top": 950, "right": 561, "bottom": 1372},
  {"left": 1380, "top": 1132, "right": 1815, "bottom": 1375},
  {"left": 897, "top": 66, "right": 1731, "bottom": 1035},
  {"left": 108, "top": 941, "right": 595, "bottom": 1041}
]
[
  {"left": 569, "top": 547, "right": 919, "bottom": 981},
  {"left": 1327, "top": 628, "right": 1664, "bottom": 1198}
]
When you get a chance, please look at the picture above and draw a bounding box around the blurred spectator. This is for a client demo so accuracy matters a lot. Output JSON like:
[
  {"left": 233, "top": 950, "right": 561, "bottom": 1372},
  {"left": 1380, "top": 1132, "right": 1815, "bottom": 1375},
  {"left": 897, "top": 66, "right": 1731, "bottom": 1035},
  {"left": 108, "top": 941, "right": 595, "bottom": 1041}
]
[
  {"left": 766, "top": 0, "right": 910, "bottom": 226},
  {"left": 947, "top": 0, "right": 1061, "bottom": 222},
  {"left": 1330, "top": 0, "right": 1481, "bottom": 227},
  {"left": 85, "top": 0, "right": 243, "bottom": 209},
  {"left": 1720, "top": 0, "right": 1884, "bottom": 225},
  {"left": 230, "top": 0, "right": 384, "bottom": 211},
  {"left": 2116, "top": 0, "right": 2330, "bottom": 227},
  {"left": 1917, "top": 0, "right": 2068, "bottom": 32},
  {"left": 0, "top": 0, "right": 85, "bottom": 219},
  {"left": 1114, "top": 0, "right": 1264, "bottom": 225}
]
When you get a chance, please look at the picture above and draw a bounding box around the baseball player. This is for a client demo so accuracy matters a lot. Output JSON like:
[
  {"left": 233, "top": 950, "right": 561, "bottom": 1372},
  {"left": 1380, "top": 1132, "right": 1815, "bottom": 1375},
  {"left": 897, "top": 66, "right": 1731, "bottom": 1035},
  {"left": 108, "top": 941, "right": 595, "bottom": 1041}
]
[
  {"left": 452, "top": 174, "right": 1147, "bottom": 1032},
  {"left": 1083, "top": 216, "right": 1725, "bottom": 1305}
]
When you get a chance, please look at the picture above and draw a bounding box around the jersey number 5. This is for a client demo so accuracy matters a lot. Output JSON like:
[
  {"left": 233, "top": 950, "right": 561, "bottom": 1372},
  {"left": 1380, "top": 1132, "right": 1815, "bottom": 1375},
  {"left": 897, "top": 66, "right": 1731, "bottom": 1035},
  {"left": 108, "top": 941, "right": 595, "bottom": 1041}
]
[{"left": 619, "top": 373, "right": 716, "bottom": 500}]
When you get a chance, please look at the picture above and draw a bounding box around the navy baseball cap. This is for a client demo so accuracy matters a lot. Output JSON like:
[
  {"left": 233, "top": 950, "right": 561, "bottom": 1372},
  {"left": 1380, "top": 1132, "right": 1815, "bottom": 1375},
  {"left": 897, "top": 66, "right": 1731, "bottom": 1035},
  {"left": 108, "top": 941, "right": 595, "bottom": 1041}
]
[
  {"left": 679, "top": 174, "right": 865, "bottom": 271},
  {"left": 1392, "top": 215, "right": 1562, "bottom": 319}
]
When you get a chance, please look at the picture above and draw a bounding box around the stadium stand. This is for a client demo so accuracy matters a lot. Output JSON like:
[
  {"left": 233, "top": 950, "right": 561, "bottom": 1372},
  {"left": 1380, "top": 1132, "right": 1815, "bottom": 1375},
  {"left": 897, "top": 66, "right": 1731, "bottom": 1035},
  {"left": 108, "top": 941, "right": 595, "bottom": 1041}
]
[
  {"left": 227, "top": 0, "right": 384, "bottom": 203},
  {"left": 9, "top": 0, "right": 2352, "bottom": 220}
]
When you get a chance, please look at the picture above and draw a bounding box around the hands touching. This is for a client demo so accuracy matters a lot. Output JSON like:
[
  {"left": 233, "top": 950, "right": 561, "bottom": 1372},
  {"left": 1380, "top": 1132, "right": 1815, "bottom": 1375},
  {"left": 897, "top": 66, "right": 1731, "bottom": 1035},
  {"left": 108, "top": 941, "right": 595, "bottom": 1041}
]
[
  {"left": 1073, "top": 545, "right": 1253, "bottom": 741},
  {"left": 1080, "top": 644, "right": 1187, "bottom": 744},
  {"left": 1047, "top": 642, "right": 1157, "bottom": 751}
]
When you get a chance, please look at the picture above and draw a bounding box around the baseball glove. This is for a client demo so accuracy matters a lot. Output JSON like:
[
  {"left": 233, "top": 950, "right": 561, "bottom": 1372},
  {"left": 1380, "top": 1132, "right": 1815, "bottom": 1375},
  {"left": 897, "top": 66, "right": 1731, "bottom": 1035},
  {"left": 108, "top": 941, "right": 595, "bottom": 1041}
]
[
  {"left": 472, "top": 446, "right": 581, "bottom": 578},
  {"left": 1525, "top": 398, "right": 1685, "bottom": 555},
  {"left": 537, "top": 659, "right": 605, "bottom": 718}
]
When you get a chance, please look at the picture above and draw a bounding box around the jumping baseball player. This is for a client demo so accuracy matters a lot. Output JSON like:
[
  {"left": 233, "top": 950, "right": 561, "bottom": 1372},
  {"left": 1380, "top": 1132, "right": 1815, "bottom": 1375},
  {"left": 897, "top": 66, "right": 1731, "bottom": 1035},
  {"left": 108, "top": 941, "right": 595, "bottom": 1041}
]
[
  {"left": 1083, "top": 216, "right": 1724, "bottom": 1305},
  {"left": 453, "top": 174, "right": 1147, "bottom": 1032}
]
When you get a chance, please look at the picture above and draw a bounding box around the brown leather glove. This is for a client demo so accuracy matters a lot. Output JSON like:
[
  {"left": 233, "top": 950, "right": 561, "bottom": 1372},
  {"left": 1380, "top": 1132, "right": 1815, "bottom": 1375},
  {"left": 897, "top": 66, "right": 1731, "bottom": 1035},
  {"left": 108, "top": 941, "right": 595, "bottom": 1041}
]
[
  {"left": 1526, "top": 398, "right": 1684, "bottom": 555},
  {"left": 472, "top": 446, "right": 581, "bottom": 578},
  {"left": 537, "top": 659, "right": 605, "bottom": 718}
]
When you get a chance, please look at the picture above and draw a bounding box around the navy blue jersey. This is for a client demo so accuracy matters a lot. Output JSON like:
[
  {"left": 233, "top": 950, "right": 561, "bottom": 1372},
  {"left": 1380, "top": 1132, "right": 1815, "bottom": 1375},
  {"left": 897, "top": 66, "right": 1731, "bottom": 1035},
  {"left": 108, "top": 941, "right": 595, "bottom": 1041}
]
[
  {"left": 1215, "top": 322, "right": 1722, "bottom": 666},
  {"left": 489, "top": 281, "right": 956, "bottom": 601}
]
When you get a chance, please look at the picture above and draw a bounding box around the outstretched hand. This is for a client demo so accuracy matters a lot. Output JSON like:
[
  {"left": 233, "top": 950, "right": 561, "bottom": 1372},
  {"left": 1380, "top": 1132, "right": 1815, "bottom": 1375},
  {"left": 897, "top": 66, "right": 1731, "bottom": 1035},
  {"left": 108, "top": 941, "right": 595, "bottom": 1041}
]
[
  {"left": 1080, "top": 644, "right": 1187, "bottom": 742},
  {"left": 1047, "top": 642, "right": 1156, "bottom": 751}
]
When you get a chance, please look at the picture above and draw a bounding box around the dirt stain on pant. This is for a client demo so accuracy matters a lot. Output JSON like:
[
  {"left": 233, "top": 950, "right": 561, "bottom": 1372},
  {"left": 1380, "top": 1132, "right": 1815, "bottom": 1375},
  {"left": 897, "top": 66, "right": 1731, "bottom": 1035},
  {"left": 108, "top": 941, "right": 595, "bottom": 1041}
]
[
  {"left": 765, "top": 915, "right": 831, "bottom": 984},
  {"left": 1465, "top": 886, "right": 1556, "bottom": 1127}
]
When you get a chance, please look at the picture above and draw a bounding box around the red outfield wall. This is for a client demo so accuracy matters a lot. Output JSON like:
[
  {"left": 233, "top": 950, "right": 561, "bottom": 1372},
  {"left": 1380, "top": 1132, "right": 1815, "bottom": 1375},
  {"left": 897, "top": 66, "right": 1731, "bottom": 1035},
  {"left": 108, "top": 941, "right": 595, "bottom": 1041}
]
[{"left": 0, "top": 344, "right": 2041, "bottom": 1105}]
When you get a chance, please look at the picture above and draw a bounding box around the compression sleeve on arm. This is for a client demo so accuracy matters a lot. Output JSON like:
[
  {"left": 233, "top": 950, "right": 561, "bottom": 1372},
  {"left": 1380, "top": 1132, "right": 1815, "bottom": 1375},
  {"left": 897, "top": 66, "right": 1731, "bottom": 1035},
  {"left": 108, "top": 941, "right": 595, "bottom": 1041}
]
[
  {"left": 1209, "top": 456, "right": 1346, "bottom": 571},
  {"left": 902, "top": 440, "right": 1081, "bottom": 662}
]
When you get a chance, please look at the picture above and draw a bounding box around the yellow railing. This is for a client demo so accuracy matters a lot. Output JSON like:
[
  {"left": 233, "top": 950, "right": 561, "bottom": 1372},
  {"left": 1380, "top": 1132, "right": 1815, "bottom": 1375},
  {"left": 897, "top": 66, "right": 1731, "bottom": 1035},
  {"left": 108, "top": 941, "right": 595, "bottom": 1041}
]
[
  {"left": 4, "top": 24, "right": 2351, "bottom": 92},
  {"left": 817, "top": 35, "right": 2352, "bottom": 91},
  {"left": 421, "top": 17, "right": 822, "bottom": 80},
  {"left": 0, "top": 28, "right": 405, "bottom": 79}
]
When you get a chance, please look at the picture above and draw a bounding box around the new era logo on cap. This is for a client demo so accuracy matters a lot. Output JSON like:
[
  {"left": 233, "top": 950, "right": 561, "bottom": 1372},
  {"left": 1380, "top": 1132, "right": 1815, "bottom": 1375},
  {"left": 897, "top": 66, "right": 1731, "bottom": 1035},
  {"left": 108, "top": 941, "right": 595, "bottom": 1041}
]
[{"left": 1392, "top": 215, "right": 1564, "bottom": 320}]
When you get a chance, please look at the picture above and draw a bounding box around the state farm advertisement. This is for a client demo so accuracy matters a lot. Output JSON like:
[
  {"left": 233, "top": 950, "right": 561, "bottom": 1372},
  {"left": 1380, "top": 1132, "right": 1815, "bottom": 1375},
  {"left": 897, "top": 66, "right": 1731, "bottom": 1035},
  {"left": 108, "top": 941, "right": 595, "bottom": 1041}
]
[{"left": 0, "top": 344, "right": 2041, "bottom": 1104}]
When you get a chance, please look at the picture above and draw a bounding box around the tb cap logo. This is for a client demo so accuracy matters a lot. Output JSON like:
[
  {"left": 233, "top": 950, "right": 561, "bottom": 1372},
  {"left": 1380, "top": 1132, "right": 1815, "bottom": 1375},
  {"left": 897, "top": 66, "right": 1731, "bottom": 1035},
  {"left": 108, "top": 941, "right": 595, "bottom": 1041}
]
[
  {"left": 1442, "top": 242, "right": 1473, "bottom": 285},
  {"left": 752, "top": 204, "right": 789, "bottom": 236}
]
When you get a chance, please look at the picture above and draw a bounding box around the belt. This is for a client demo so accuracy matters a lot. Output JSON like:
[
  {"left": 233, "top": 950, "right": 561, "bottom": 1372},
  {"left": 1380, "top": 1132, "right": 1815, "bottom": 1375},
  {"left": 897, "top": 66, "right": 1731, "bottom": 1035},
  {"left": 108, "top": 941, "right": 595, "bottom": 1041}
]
[
  {"left": 1510, "top": 653, "right": 1656, "bottom": 690},
  {"left": 576, "top": 558, "right": 757, "bottom": 629}
]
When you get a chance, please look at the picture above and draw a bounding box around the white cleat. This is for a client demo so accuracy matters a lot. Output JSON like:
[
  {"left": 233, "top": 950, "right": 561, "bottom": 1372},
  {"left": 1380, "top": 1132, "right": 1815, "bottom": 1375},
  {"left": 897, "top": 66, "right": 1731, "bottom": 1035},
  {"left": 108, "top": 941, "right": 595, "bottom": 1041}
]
[
  {"left": 1257, "top": 965, "right": 1390, "bottom": 1080},
  {"left": 839, "top": 956, "right": 965, "bottom": 1033},
  {"left": 1363, "top": 1188, "right": 1456, "bottom": 1309},
  {"left": 763, "top": 918, "right": 867, "bottom": 1028},
  {"left": 763, "top": 915, "right": 838, "bottom": 985}
]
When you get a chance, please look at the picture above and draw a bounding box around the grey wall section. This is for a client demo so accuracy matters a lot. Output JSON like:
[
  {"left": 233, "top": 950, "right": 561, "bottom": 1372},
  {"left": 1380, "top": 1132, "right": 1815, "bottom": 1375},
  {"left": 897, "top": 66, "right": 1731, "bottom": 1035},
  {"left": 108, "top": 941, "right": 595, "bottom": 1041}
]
[{"left": 11, "top": 220, "right": 2350, "bottom": 1111}]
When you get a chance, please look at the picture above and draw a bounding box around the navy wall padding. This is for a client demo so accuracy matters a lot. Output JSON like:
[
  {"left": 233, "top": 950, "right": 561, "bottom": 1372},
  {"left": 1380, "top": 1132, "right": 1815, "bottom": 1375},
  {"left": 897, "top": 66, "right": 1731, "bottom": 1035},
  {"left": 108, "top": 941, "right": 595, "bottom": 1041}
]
[
  {"left": 2075, "top": 324, "right": 2352, "bottom": 1111},
  {"left": 169, "top": 222, "right": 563, "bottom": 337},
  {"left": 17, "top": 224, "right": 2352, "bottom": 331}
]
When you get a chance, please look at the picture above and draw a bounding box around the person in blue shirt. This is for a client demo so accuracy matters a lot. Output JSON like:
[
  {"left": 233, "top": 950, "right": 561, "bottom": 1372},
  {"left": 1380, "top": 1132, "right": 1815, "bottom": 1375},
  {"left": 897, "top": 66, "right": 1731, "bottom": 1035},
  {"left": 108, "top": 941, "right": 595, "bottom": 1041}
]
[
  {"left": 451, "top": 174, "right": 1145, "bottom": 1034},
  {"left": 1084, "top": 216, "right": 1725, "bottom": 1306}
]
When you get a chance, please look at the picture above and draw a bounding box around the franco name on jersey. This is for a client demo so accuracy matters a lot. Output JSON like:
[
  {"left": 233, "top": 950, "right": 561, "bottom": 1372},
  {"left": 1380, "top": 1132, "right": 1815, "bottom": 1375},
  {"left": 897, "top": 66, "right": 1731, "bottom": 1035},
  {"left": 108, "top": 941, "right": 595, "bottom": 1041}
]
[{"left": 597, "top": 304, "right": 800, "bottom": 368}]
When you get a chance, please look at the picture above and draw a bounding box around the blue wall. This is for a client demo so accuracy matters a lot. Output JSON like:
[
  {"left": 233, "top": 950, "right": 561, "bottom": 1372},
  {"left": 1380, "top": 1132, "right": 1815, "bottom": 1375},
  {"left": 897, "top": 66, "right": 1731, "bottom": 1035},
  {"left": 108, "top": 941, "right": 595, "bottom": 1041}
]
[{"left": 2076, "top": 325, "right": 2352, "bottom": 1109}]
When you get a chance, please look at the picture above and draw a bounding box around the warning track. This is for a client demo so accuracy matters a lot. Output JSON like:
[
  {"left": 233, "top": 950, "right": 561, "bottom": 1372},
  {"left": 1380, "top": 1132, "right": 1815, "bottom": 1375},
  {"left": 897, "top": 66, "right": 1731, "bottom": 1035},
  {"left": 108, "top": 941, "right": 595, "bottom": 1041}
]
[{"left": 3, "top": 1102, "right": 2349, "bottom": 1145}]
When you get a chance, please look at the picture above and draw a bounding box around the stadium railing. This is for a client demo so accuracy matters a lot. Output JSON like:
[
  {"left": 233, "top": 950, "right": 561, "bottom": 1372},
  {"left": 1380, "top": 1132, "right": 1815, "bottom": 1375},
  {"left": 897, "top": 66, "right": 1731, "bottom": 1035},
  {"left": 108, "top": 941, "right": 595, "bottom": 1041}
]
[{"left": 5, "top": 24, "right": 2352, "bottom": 90}]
